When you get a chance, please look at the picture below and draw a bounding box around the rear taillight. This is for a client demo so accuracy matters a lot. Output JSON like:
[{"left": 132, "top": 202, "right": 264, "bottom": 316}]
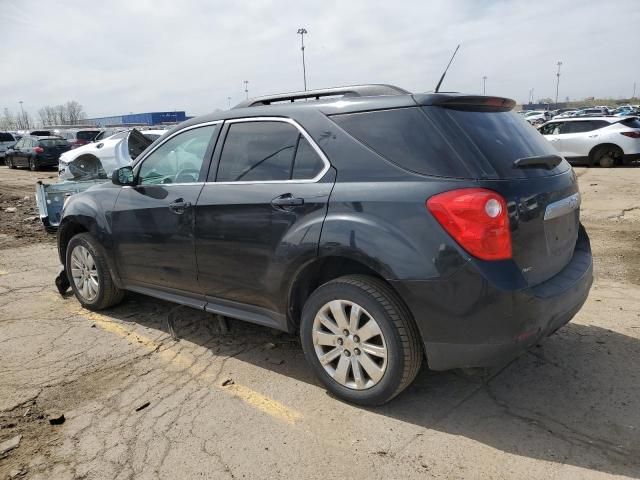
[
  {"left": 620, "top": 131, "right": 640, "bottom": 138},
  {"left": 33, "top": 146, "right": 44, "bottom": 154},
  {"left": 426, "top": 188, "right": 512, "bottom": 261}
]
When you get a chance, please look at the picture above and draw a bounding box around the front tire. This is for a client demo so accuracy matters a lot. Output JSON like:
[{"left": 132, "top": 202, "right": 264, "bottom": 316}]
[
  {"left": 6, "top": 157, "right": 15, "bottom": 169},
  {"left": 66, "top": 233, "right": 124, "bottom": 310},
  {"left": 300, "top": 275, "right": 423, "bottom": 406}
]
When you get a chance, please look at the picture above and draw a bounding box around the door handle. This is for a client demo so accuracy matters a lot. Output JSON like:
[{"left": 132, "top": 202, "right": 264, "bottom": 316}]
[
  {"left": 168, "top": 199, "right": 192, "bottom": 215},
  {"left": 271, "top": 194, "right": 304, "bottom": 210}
]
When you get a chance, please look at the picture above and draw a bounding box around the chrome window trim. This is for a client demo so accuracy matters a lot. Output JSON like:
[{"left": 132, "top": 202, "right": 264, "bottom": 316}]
[
  {"left": 544, "top": 192, "right": 581, "bottom": 221},
  {"left": 132, "top": 120, "right": 224, "bottom": 169},
  {"left": 208, "top": 116, "right": 331, "bottom": 185}
]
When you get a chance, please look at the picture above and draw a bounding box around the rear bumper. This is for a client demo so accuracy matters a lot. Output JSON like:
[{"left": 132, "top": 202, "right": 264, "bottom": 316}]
[
  {"left": 391, "top": 226, "right": 593, "bottom": 370},
  {"left": 36, "top": 156, "right": 61, "bottom": 167}
]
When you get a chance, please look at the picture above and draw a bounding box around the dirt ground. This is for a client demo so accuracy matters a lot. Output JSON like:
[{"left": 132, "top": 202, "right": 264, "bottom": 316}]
[{"left": 0, "top": 164, "right": 639, "bottom": 479}]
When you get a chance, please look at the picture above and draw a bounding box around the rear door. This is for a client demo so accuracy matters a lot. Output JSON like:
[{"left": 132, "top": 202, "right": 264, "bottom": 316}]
[
  {"left": 195, "top": 118, "right": 333, "bottom": 318},
  {"left": 111, "top": 123, "right": 220, "bottom": 299},
  {"left": 558, "top": 120, "right": 606, "bottom": 158}
]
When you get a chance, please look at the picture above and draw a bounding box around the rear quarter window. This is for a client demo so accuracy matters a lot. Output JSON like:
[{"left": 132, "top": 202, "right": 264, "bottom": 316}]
[{"left": 331, "top": 107, "right": 471, "bottom": 177}]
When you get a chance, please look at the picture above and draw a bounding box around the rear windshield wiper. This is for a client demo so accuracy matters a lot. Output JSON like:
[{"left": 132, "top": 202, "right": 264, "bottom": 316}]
[{"left": 513, "top": 155, "right": 563, "bottom": 170}]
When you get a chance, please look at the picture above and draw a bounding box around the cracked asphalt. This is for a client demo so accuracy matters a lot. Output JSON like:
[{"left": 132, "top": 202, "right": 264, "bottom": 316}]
[{"left": 1, "top": 165, "right": 640, "bottom": 479}]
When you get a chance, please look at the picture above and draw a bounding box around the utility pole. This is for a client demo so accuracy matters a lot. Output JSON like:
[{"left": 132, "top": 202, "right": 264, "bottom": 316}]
[
  {"left": 227, "top": 96, "right": 231, "bottom": 109},
  {"left": 482, "top": 76, "right": 487, "bottom": 95},
  {"left": 244, "top": 80, "right": 249, "bottom": 100},
  {"left": 297, "top": 28, "right": 308, "bottom": 91},
  {"left": 555, "top": 61, "right": 563, "bottom": 107},
  {"left": 633, "top": 81, "right": 637, "bottom": 99},
  {"left": 18, "top": 101, "right": 25, "bottom": 129}
]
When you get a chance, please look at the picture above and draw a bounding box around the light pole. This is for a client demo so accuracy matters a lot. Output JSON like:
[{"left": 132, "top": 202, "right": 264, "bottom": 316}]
[
  {"left": 227, "top": 96, "right": 231, "bottom": 109},
  {"left": 18, "top": 101, "right": 25, "bottom": 129},
  {"left": 555, "top": 61, "right": 562, "bottom": 107},
  {"left": 244, "top": 80, "right": 249, "bottom": 100},
  {"left": 297, "top": 28, "right": 308, "bottom": 91},
  {"left": 482, "top": 76, "right": 487, "bottom": 95}
]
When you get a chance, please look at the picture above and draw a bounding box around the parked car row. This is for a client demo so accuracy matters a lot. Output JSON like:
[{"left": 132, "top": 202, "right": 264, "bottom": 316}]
[{"left": 520, "top": 105, "right": 640, "bottom": 124}]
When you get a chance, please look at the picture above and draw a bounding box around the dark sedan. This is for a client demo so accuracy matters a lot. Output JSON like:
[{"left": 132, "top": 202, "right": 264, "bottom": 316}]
[{"left": 5, "top": 136, "right": 71, "bottom": 171}]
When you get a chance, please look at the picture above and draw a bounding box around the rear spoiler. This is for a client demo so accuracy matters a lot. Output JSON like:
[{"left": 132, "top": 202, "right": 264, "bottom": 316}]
[{"left": 413, "top": 93, "right": 516, "bottom": 112}]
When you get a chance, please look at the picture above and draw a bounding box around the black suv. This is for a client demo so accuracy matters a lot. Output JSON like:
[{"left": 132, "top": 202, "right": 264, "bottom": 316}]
[
  {"left": 56, "top": 85, "right": 592, "bottom": 405},
  {"left": 6, "top": 135, "right": 71, "bottom": 170}
]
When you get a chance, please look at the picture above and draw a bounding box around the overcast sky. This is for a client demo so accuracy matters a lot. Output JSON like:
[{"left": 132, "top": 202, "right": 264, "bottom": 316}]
[{"left": 1, "top": 0, "right": 639, "bottom": 119}]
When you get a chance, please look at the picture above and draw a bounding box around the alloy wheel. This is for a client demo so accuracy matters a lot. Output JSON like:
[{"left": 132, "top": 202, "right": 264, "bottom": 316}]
[
  {"left": 70, "top": 245, "right": 100, "bottom": 302},
  {"left": 312, "top": 299, "right": 388, "bottom": 390}
]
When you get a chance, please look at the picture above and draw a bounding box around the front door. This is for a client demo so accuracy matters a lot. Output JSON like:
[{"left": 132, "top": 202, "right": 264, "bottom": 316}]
[
  {"left": 195, "top": 119, "right": 333, "bottom": 318},
  {"left": 112, "top": 123, "right": 220, "bottom": 296}
]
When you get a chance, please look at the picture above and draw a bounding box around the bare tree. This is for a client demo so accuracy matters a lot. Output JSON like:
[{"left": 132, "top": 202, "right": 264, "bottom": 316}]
[
  {"left": 54, "top": 104, "right": 66, "bottom": 125},
  {"left": 65, "top": 101, "right": 85, "bottom": 125},
  {"left": 1, "top": 108, "right": 17, "bottom": 130},
  {"left": 15, "top": 110, "right": 32, "bottom": 130}
]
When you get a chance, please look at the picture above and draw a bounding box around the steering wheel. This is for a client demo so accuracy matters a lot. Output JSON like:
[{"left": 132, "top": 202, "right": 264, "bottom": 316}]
[{"left": 174, "top": 168, "right": 201, "bottom": 183}]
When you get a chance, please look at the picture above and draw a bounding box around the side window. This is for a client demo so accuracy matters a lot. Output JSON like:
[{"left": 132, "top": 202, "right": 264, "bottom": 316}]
[
  {"left": 216, "top": 122, "right": 299, "bottom": 182},
  {"left": 540, "top": 122, "right": 562, "bottom": 135},
  {"left": 138, "top": 125, "right": 217, "bottom": 185},
  {"left": 292, "top": 137, "right": 325, "bottom": 179},
  {"left": 563, "top": 121, "right": 597, "bottom": 134},
  {"left": 15, "top": 138, "right": 25, "bottom": 148}
]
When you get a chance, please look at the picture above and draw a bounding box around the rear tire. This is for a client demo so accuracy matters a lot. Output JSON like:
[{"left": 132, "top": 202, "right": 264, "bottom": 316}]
[
  {"left": 300, "top": 275, "right": 423, "bottom": 406},
  {"left": 65, "top": 233, "right": 124, "bottom": 311},
  {"left": 592, "top": 145, "right": 622, "bottom": 168},
  {"left": 29, "top": 157, "right": 38, "bottom": 171}
]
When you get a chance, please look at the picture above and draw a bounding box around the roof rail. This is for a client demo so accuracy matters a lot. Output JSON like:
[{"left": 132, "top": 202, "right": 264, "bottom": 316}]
[{"left": 232, "top": 84, "right": 410, "bottom": 109}]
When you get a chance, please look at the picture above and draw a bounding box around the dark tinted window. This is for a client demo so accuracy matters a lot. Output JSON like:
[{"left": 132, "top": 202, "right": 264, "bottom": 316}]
[
  {"left": 77, "top": 131, "right": 99, "bottom": 141},
  {"left": 560, "top": 121, "right": 604, "bottom": 133},
  {"left": 39, "top": 139, "right": 69, "bottom": 147},
  {"left": 292, "top": 137, "right": 325, "bottom": 179},
  {"left": 620, "top": 118, "right": 640, "bottom": 128},
  {"left": 0, "top": 133, "right": 14, "bottom": 142},
  {"left": 426, "top": 107, "right": 567, "bottom": 178},
  {"left": 30, "top": 130, "right": 52, "bottom": 136},
  {"left": 217, "top": 122, "right": 298, "bottom": 182},
  {"left": 332, "top": 107, "right": 470, "bottom": 177}
]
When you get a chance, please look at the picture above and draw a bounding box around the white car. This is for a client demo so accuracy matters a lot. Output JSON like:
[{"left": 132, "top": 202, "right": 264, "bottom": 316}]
[
  {"left": 58, "top": 129, "right": 166, "bottom": 180},
  {"left": 538, "top": 116, "right": 640, "bottom": 167},
  {"left": 523, "top": 110, "right": 552, "bottom": 125}
]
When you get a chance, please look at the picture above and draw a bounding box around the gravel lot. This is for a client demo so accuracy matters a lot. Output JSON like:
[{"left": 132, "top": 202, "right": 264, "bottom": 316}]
[{"left": 1, "top": 165, "right": 639, "bottom": 479}]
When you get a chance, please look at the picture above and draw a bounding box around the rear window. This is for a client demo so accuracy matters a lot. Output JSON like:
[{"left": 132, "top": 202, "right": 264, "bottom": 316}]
[
  {"left": 39, "top": 139, "right": 69, "bottom": 147},
  {"left": 426, "top": 107, "right": 568, "bottom": 178},
  {"left": 620, "top": 118, "right": 640, "bottom": 128},
  {"left": 332, "top": 106, "right": 568, "bottom": 179},
  {"left": 77, "top": 131, "right": 100, "bottom": 141},
  {"left": 0, "top": 133, "right": 14, "bottom": 142}
]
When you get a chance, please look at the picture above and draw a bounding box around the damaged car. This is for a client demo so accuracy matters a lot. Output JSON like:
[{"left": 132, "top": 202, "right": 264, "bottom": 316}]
[{"left": 35, "top": 128, "right": 166, "bottom": 231}]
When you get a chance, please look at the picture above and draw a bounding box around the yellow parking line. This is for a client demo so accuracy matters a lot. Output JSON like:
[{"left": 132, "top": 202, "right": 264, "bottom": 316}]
[{"left": 73, "top": 307, "right": 303, "bottom": 424}]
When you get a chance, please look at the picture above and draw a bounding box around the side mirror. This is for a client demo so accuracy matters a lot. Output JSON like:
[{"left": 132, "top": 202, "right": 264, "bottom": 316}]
[{"left": 112, "top": 166, "right": 135, "bottom": 186}]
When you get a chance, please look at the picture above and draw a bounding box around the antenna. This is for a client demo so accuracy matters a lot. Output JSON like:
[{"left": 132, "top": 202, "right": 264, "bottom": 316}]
[{"left": 434, "top": 44, "right": 460, "bottom": 93}]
